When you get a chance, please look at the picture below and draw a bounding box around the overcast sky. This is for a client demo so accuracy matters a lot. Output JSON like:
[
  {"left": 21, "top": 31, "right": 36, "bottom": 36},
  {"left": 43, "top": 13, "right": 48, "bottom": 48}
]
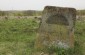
[{"left": 0, "top": 0, "right": 85, "bottom": 10}]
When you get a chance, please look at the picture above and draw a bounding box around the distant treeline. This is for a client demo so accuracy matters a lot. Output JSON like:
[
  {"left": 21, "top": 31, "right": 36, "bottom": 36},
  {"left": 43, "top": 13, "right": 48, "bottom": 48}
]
[
  {"left": 0, "top": 10, "right": 42, "bottom": 16},
  {"left": 77, "top": 10, "right": 85, "bottom": 16},
  {"left": 0, "top": 10, "right": 85, "bottom": 16}
]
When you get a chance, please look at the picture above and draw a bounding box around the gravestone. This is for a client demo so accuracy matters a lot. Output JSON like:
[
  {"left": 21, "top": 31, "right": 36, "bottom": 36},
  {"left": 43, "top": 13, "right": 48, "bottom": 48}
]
[{"left": 35, "top": 6, "right": 76, "bottom": 53}]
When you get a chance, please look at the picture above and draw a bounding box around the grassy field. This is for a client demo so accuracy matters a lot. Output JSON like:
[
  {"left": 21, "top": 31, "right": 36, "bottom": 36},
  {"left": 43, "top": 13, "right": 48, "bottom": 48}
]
[
  {"left": 0, "top": 18, "right": 39, "bottom": 55},
  {"left": 75, "top": 19, "right": 85, "bottom": 55},
  {"left": 0, "top": 17, "right": 85, "bottom": 55}
]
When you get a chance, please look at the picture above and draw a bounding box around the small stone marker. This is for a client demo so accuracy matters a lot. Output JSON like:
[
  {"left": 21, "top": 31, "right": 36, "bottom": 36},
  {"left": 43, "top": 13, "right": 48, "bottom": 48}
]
[{"left": 35, "top": 6, "right": 76, "bottom": 52}]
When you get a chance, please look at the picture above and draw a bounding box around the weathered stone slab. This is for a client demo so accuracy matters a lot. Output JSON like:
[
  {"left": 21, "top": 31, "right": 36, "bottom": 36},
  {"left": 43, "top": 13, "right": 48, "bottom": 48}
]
[{"left": 35, "top": 6, "right": 76, "bottom": 51}]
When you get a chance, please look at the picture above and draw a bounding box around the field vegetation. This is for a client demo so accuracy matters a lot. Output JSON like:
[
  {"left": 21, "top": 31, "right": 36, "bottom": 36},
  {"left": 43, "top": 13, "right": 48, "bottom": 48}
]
[{"left": 0, "top": 10, "right": 85, "bottom": 55}]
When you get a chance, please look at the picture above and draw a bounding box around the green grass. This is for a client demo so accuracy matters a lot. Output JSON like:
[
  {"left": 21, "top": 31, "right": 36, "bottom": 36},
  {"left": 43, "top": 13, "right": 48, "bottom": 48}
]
[
  {"left": 0, "top": 18, "right": 85, "bottom": 55},
  {"left": 75, "top": 20, "right": 85, "bottom": 55},
  {"left": 0, "top": 19, "right": 38, "bottom": 42},
  {"left": 0, "top": 18, "right": 39, "bottom": 55}
]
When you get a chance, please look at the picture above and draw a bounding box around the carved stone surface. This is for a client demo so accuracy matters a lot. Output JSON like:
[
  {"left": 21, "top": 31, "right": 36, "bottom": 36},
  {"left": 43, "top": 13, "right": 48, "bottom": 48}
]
[{"left": 35, "top": 6, "right": 76, "bottom": 51}]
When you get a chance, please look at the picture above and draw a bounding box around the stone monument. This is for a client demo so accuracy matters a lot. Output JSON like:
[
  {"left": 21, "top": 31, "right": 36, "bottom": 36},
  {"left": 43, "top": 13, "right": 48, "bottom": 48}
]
[{"left": 35, "top": 6, "right": 76, "bottom": 53}]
